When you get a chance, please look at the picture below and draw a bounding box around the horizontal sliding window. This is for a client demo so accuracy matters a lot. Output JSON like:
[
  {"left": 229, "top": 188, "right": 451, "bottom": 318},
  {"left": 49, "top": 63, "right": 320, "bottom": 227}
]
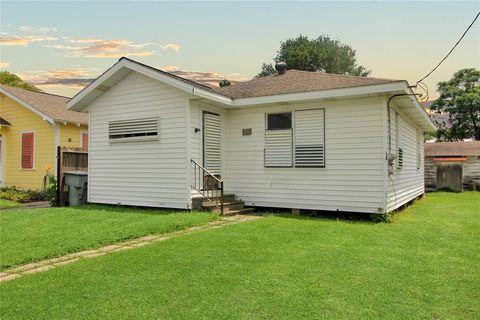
[{"left": 109, "top": 117, "right": 159, "bottom": 141}]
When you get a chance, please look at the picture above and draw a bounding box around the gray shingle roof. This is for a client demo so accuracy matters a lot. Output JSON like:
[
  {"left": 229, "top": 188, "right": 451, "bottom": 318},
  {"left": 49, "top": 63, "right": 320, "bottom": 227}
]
[
  {"left": 424, "top": 141, "right": 480, "bottom": 156},
  {"left": 213, "top": 70, "right": 402, "bottom": 99}
]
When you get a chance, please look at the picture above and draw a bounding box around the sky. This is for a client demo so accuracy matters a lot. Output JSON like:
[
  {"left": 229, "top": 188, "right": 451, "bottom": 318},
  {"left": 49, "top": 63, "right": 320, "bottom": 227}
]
[{"left": 1, "top": 1, "right": 479, "bottom": 99}]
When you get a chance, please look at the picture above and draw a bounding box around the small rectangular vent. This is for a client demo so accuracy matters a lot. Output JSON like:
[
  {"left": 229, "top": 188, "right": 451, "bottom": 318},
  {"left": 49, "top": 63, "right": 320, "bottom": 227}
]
[
  {"left": 109, "top": 117, "right": 158, "bottom": 141},
  {"left": 397, "top": 147, "right": 403, "bottom": 169}
]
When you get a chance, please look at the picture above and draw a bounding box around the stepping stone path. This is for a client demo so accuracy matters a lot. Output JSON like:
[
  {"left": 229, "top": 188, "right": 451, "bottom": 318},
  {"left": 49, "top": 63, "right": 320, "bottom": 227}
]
[{"left": 0, "top": 214, "right": 261, "bottom": 283}]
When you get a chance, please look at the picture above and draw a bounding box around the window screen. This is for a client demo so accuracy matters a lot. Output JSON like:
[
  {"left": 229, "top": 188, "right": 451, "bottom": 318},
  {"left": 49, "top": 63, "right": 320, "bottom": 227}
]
[{"left": 267, "top": 113, "right": 292, "bottom": 130}]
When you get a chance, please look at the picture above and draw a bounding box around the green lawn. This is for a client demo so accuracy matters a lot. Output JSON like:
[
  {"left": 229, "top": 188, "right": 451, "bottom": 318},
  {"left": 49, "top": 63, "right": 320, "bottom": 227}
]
[
  {"left": 1, "top": 192, "right": 479, "bottom": 319},
  {"left": 0, "top": 199, "right": 21, "bottom": 209},
  {"left": 0, "top": 205, "right": 218, "bottom": 270}
]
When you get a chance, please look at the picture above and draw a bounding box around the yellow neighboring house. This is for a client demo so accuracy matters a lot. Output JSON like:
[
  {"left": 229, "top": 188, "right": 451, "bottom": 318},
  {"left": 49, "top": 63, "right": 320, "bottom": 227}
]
[{"left": 0, "top": 84, "right": 88, "bottom": 189}]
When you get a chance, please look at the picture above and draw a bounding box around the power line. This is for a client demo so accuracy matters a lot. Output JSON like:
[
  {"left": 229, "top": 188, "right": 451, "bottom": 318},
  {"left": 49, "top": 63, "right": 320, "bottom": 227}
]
[{"left": 416, "top": 11, "right": 480, "bottom": 84}]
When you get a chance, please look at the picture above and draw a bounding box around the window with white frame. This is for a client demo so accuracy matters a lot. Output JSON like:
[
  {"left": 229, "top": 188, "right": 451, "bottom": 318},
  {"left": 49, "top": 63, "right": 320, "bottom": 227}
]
[
  {"left": 108, "top": 117, "right": 159, "bottom": 142},
  {"left": 264, "top": 109, "right": 325, "bottom": 168},
  {"left": 264, "top": 113, "right": 292, "bottom": 167}
]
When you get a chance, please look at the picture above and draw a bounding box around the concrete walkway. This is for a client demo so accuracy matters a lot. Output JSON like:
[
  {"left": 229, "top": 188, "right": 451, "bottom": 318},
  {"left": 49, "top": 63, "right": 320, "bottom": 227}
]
[
  {"left": 22, "top": 201, "right": 51, "bottom": 209},
  {"left": 0, "top": 214, "right": 261, "bottom": 283}
]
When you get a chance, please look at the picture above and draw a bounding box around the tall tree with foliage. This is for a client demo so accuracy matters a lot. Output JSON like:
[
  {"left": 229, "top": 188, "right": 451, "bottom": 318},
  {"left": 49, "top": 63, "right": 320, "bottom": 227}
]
[
  {"left": 0, "top": 71, "right": 42, "bottom": 92},
  {"left": 430, "top": 68, "right": 480, "bottom": 141},
  {"left": 256, "top": 35, "right": 370, "bottom": 78}
]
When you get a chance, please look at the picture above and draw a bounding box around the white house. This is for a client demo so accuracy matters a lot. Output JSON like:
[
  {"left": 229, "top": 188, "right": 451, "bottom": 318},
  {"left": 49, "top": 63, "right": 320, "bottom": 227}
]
[{"left": 68, "top": 58, "right": 435, "bottom": 214}]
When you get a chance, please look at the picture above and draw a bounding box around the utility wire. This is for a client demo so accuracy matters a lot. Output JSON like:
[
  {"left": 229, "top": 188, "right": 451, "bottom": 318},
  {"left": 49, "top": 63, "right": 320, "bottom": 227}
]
[{"left": 416, "top": 11, "right": 480, "bottom": 84}]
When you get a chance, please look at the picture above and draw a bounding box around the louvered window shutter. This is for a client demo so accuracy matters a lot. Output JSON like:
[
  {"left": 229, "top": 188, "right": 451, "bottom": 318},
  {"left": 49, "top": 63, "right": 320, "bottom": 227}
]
[
  {"left": 203, "top": 112, "right": 222, "bottom": 174},
  {"left": 294, "top": 109, "right": 325, "bottom": 167},
  {"left": 21, "top": 132, "right": 34, "bottom": 169},
  {"left": 264, "top": 129, "right": 293, "bottom": 167}
]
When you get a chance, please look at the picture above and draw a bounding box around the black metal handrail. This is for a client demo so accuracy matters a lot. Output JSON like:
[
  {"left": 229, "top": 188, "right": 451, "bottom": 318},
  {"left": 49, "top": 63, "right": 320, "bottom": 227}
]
[{"left": 191, "top": 159, "right": 224, "bottom": 215}]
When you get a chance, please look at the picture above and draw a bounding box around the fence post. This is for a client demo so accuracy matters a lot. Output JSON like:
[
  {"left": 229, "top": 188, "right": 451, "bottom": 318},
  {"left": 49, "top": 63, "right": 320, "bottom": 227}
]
[{"left": 56, "top": 146, "right": 61, "bottom": 206}]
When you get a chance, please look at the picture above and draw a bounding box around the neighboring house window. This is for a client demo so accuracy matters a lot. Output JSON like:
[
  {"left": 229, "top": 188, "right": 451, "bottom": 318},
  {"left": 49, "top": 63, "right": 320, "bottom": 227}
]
[
  {"left": 21, "top": 131, "right": 34, "bottom": 169},
  {"left": 265, "top": 113, "right": 292, "bottom": 167},
  {"left": 108, "top": 117, "right": 159, "bottom": 142},
  {"left": 264, "top": 109, "right": 326, "bottom": 168},
  {"left": 294, "top": 109, "right": 325, "bottom": 167},
  {"left": 81, "top": 132, "right": 89, "bottom": 150}
]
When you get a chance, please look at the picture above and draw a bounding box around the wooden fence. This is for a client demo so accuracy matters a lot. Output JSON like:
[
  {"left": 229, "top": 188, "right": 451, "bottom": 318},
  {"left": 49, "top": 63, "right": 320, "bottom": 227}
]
[{"left": 56, "top": 146, "right": 88, "bottom": 206}]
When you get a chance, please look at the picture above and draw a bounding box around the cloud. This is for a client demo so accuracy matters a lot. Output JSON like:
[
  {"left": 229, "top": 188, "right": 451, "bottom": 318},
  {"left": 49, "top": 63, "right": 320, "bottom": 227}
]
[
  {"left": 46, "top": 38, "right": 155, "bottom": 58},
  {"left": 0, "top": 61, "right": 11, "bottom": 68},
  {"left": 161, "top": 65, "right": 179, "bottom": 71},
  {"left": 168, "top": 70, "right": 247, "bottom": 88},
  {"left": 161, "top": 43, "right": 181, "bottom": 52},
  {"left": 0, "top": 35, "right": 57, "bottom": 46},
  {"left": 18, "top": 68, "right": 98, "bottom": 89},
  {"left": 18, "top": 26, "right": 57, "bottom": 33}
]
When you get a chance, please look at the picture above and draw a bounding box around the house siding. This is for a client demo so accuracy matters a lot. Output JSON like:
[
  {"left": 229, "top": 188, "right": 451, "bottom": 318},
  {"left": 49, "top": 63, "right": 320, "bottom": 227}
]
[
  {"left": 386, "top": 105, "right": 424, "bottom": 212},
  {"left": 226, "top": 96, "right": 385, "bottom": 213},
  {"left": 59, "top": 123, "right": 88, "bottom": 148},
  {"left": 0, "top": 94, "right": 55, "bottom": 189},
  {"left": 190, "top": 101, "right": 228, "bottom": 190},
  {"left": 87, "top": 71, "right": 189, "bottom": 209}
]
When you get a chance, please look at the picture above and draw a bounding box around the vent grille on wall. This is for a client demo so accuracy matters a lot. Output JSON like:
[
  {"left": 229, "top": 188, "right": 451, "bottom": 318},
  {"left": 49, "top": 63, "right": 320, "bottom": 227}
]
[
  {"left": 109, "top": 117, "right": 159, "bottom": 141},
  {"left": 397, "top": 147, "right": 403, "bottom": 169}
]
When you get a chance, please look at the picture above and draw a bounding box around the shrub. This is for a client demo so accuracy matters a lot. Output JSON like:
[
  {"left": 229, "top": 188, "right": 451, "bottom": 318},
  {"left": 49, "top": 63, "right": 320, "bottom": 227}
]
[
  {"left": 43, "top": 173, "right": 57, "bottom": 206},
  {"left": 0, "top": 187, "right": 31, "bottom": 202}
]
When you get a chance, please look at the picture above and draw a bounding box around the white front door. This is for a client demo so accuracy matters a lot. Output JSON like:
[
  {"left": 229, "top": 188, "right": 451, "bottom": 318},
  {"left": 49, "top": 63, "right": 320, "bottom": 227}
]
[{"left": 202, "top": 111, "right": 222, "bottom": 178}]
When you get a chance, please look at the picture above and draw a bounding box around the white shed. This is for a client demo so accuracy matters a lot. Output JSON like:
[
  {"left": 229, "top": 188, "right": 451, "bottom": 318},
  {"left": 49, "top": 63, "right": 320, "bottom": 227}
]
[{"left": 68, "top": 58, "right": 435, "bottom": 214}]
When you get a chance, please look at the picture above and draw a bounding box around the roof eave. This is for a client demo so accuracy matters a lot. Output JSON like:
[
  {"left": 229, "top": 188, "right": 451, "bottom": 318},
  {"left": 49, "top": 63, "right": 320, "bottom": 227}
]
[
  {"left": 67, "top": 58, "right": 233, "bottom": 111},
  {"left": 405, "top": 86, "right": 437, "bottom": 132},
  {"left": 228, "top": 81, "right": 408, "bottom": 107}
]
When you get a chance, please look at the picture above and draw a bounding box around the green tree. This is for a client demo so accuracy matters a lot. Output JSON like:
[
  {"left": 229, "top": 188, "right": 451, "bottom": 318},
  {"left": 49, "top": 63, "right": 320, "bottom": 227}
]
[
  {"left": 430, "top": 68, "right": 480, "bottom": 141},
  {"left": 0, "top": 71, "right": 42, "bottom": 92},
  {"left": 256, "top": 35, "right": 370, "bottom": 78}
]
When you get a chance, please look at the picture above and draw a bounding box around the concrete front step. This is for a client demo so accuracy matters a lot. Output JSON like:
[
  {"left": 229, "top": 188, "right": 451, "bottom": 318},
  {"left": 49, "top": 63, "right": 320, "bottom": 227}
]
[
  {"left": 207, "top": 194, "right": 236, "bottom": 202},
  {"left": 199, "top": 193, "right": 255, "bottom": 215}
]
